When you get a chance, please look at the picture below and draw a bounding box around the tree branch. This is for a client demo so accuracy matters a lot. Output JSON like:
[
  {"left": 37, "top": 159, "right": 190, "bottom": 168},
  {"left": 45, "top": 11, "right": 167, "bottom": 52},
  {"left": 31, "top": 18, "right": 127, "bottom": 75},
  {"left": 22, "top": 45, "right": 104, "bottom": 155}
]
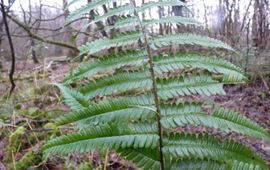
[
  {"left": 1, "top": 0, "right": 16, "bottom": 96},
  {"left": 6, "top": 13, "right": 79, "bottom": 53}
]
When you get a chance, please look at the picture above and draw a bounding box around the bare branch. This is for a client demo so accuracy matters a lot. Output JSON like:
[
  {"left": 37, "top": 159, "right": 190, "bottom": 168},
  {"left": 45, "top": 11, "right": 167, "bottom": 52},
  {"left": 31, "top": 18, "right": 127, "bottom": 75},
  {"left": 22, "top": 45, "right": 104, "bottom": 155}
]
[
  {"left": 0, "top": 0, "right": 16, "bottom": 96},
  {"left": 6, "top": 13, "right": 79, "bottom": 52}
]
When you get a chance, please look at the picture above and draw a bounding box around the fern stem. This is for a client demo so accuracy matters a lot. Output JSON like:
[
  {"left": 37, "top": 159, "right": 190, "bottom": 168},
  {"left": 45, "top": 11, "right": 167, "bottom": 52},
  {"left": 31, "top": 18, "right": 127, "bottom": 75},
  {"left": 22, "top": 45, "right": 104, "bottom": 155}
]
[{"left": 130, "top": 1, "right": 165, "bottom": 170}]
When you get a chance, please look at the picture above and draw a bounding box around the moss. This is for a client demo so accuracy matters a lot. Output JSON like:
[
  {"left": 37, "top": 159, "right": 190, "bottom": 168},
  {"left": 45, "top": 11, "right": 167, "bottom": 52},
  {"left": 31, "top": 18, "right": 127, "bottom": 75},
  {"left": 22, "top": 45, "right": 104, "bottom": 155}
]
[
  {"left": 10, "top": 149, "right": 42, "bottom": 170},
  {"left": 4, "top": 127, "right": 26, "bottom": 162},
  {"left": 10, "top": 126, "right": 25, "bottom": 139},
  {"left": 77, "top": 162, "right": 92, "bottom": 170},
  {"left": 43, "top": 122, "right": 57, "bottom": 129},
  {"left": 34, "top": 84, "right": 51, "bottom": 95},
  {"left": 22, "top": 107, "right": 39, "bottom": 117}
]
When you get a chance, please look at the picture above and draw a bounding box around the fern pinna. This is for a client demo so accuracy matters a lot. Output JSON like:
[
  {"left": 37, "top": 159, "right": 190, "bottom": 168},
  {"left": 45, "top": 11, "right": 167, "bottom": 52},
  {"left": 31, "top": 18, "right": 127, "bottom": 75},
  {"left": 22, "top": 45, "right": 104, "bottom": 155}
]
[{"left": 44, "top": 0, "right": 270, "bottom": 169}]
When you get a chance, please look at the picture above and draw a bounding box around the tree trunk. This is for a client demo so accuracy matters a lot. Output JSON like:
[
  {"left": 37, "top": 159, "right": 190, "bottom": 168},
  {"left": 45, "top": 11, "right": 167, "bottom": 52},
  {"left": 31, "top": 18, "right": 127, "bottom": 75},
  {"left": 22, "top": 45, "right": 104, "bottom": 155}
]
[
  {"left": 30, "top": 37, "right": 39, "bottom": 63},
  {"left": 0, "top": 19, "right": 4, "bottom": 48},
  {"left": 172, "top": 0, "right": 186, "bottom": 33},
  {"left": 158, "top": 6, "right": 164, "bottom": 35},
  {"left": 252, "top": 0, "right": 269, "bottom": 51},
  {"left": 63, "top": 0, "right": 78, "bottom": 58}
]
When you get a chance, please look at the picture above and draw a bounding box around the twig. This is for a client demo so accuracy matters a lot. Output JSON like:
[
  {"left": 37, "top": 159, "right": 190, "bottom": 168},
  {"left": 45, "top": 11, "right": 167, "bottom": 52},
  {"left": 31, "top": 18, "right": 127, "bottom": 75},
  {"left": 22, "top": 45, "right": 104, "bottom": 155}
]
[
  {"left": 103, "top": 149, "right": 109, "bottom": 170},
  {"left": 11, "top": 150, "right": 17, "bottom": 170},
  {"left": 26, "top": 128, "right": 53, "bottom": 134},
  {"left": 15, "top": 118, "right": 49, "bottom": 125},
  {"left": 26, "top": 119, "right": 40, "bottom": 143},
  {"left": 6, "top": 13, "right": 79, "bottom": 52},
  {"left": 1, "top": 0, "right": 16, "bottom": 96}
]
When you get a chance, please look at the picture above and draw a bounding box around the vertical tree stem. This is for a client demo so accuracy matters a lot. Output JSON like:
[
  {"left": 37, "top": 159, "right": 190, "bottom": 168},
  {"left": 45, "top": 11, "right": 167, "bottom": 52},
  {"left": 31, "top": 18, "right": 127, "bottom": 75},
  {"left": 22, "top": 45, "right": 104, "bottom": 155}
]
[
  {"left": 1, "top": 0, "right": 16, "bottom": 95},
  {"left": 130, "top": 1, "right": 165, "bottom": 170}
]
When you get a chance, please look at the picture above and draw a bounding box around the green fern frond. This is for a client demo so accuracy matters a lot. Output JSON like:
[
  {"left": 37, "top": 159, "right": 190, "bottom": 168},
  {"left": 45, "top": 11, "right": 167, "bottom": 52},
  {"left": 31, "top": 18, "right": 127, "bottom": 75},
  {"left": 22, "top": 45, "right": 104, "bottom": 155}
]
[
  {"left": 160, "top": 107, "right": 270, "bottom": 140},
  {"left": 144, "top": 16, "right": 201, "bottom": 27},
  {"left": 157, "top": 74, "right": 225, "bottom": 100},
  {"left": 230, "top": 160, "right": 262, "bottom": 170},
  {"left": 55, "top": 95, "right": 155, "bottom": 126},
  {"left": 67, "top": 0, "right": 111, "bottom": 22},
  {"left": 137, "top": 0, "right": 187, "bottom": 12},
  {"left": 86, "top": 4, "right": 132, "bottom": 26},
  {"left": 79, "top": 31, "right": 143, "bottom": 55},
  {"left": 160, "top": 102, "right": 202, "bottom": 116},
  {"left": 77, "top": 103, "right": 201, "bottom": 130},
  {"left": 105, "top": 16, "right": 139, "bottom": 31},
  {"left": 169, "top": 160, "right": 227, "bottom": 170},
  {"left": 105, "top": 16, "right": 201, "bottom": 32},
  {"left": 119, "top": 148, "right": 161, "bottom": 170},
  {"left": 80, "top": 71, "right": 152, "bottom": 99},
  {"left": 43, "top": 123, "right": 159, "bottom": 155},
  {"left": 163, "top": 133, "right": 268, "bottom": 169},
  {"left": 212, "top": 107, "right": 270, "bottom": 140},
  {"left": 44, "top": 0, "right": 270, "bottom": 168},
  {"left": 154, "top": 53, "right": 246, "bottom": 83},
  {"left": 76, "top": 107, "right": 156, "bottom": 130},
  {"left": 64, "top": 50, "right": 147, "bottom": 83},
  {"left": 55, "top": 84, "right": 89, "bottom": 111},
  {"left": 68, "top": 0, "right": 188, "bottom": 24},
  {"left": 170, "top": 159, "right": 264, "bottom": 170},
  {"left": 151, "top": 33, "right": 235, "bottom": 52}
]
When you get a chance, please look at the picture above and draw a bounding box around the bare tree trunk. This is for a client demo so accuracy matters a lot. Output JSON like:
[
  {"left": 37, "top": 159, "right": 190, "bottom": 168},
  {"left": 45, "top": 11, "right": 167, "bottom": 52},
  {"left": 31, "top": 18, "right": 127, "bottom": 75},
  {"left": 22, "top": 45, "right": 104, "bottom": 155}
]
[
  {"left": 63, "top": 0, "right": 78, "bottom": 58},
  {"left": 84, "top": 0, "right": 92, "bottom": 42},
  {"left": 158, "top": 6, "right": 164, "bottom": 35},
  {"left": 172, "top": 0, "right": 186, "bottom": 33},
  {"left": 103, "top": 2, "right": 119, "bottom": 54},
  {"left": 29, "top": 0, "right": 39, "bottom": 63},
  {"left": 252, "top": 0, "right": 269, "bottom": 51},
  {"left": 19, "top": 0, "right": 39, "bottom": 63},
  {"left": 81, "top": 0, "right": 95, "bottom": 61},
  {"left": 218, "top": 0, "right": 226, "bottom": 37},
  {"left": 172, "top": 0, "right": 186, "bottom": 16},
  {"left": 0, "top": 19, "right": 4, "bottom": 48},
  {"left": 1, "top": 0, "right": 16, "bottom": 95},
  {"left": 245, "top": 20, "right": 251, "bottom": 75},
  {"left": 30, "top": 37, "right": 39, "bottom": 63},
  {"left": 203, "top": 0, "right": 211, "bottom": 36}
]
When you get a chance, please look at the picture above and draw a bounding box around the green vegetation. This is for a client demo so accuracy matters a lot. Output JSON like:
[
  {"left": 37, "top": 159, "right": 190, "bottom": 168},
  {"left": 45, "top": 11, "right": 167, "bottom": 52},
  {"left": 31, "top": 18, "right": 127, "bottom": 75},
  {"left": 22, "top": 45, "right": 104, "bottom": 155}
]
[{"left": 42, "top": 0, "right": 270, "bottom": 169}]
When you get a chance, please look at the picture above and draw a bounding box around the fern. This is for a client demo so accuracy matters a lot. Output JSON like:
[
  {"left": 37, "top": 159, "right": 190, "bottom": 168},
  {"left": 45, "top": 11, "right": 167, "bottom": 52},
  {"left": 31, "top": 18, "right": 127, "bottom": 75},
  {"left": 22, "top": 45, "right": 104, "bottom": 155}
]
[
  {"left": 105, "top": 16, "right": 201, "bottom": 32},
  {"left": 44, "top": 123, "right": 159, "bottom": 154},
  {"left": 79, "top": 31, "right": 143, "bottom": 55},
  {"left": 144, "top": 16, "right": 201, "bottom": 27},
  {"left": 154, "top": 53, "right": 246, "bottom": 83},
  {"left": 55, "top": 95, "right": 155, "bottom": 126},
  {"left": 67, "top": 0, "right": 111, "bottom": 22},
  {"left": 157, "top": 74, "right": 226, "bottom": 100},
  {"left": 151, "top": 33, "right": 235, "bottom": 51},
  {"left": 64, "top": 50, "right": 147, "bottom": 83},
  {"left": 163, "top": 134, "right": 268, "bottom": 169},
  {"left": 89, "top": 4, "right": 132, "bottom": 24},
  {"left": 119, "top": 148, "right": 161, "bottom": 170},
  {"left": 44, "top": 0, "right": 270, "bottom": 169},
  {"left": 79, "top": 71, "right": 152, "bottom": 99},
  {"left": 170, "top": 160, "right": 228, "bottom": 170},
  {"left": 137, "top": 0, "right": 187, "bottom": 12},
  {"left": 55, "top": 84, "right": 89, "bottom": 110},
  {"left": 161, "top": 106, "right": 270, "bottom": 140}
]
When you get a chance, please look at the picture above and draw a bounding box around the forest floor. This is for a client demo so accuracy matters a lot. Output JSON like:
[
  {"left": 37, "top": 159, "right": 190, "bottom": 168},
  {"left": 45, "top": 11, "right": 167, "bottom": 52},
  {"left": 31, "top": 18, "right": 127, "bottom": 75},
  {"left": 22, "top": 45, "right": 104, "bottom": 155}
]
[{"left": 0, "top": 58, "right": 270, "bottom": 169}]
